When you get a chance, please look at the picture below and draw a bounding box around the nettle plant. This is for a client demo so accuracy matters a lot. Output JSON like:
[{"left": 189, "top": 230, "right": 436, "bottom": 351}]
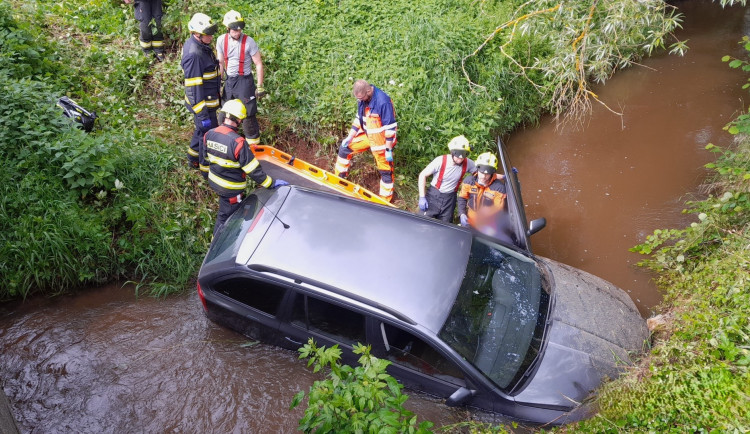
[{"left": 291, "top": 339, "right": 434, "bottom": 434}]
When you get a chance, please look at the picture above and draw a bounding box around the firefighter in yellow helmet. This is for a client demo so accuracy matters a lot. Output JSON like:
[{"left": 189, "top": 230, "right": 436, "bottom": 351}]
[
  {"left": 216, "top": 10, "right": 266, "bottom": 146},
  {"left": 181, "top": 13, "right": 220, "bottom": 170},
  {"left": 417, "top": 135, "right": 476, "bottom": 222},
  {"left": 457, "top": 152, "right": 507, "bottom": 234},
  {"left": 200, "top": 99, "right": 288, "bottom": 235}
]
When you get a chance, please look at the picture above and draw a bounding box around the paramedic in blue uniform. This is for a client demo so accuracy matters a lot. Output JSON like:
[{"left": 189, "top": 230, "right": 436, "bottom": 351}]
[
  {"left": 417, "top": 135, "right": 476, "bottom": 223},
  {"left": 181, "top": 13, "right": 221, "bottom": 169}
]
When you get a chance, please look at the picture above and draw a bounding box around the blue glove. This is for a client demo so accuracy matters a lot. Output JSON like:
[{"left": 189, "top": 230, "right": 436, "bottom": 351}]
[
  {"left": 459, "top": 214, "right": 469, "bottom": 227},
  {"left": 418, "top": 196, "right": 428, "bottom": 211},
  {"left": 385, "top": 148, "right": 393, "bottom": 163},
  {"left": 272, "top": 179, "right": 289, "bottom": 189},
  {"left": 200, "top": 118, "right": 212, "bottom": 131}
]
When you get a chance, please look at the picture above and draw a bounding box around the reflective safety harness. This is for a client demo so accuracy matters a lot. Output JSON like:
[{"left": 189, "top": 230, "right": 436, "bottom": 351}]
[
  {"left": 435, "top": 155, "right": 468, "bottom": 192},
  {"left": 223, "top": 34, "right": 247, "bottom": 76}
]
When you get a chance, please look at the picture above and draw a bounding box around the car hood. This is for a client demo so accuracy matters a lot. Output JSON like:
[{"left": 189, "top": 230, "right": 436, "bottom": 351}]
[{"left": 512, "top": 257, "right": 648, "bottom": 413}]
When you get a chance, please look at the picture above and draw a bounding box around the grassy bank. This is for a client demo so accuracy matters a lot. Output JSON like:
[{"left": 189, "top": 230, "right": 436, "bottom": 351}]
[{"left": 0, "top": 0, "right": 681, "bottom": 299}]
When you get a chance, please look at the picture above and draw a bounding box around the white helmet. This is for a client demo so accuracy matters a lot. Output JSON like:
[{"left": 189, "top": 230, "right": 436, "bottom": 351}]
[
  {"left": 188, "top": 13, "right": 218, "bottom": 36},
  {"left": 223, "top": 10, "right": 245, "bottom": 30},
  {"left": 447, "top": 135, "right": 471, "bottom": 153}
]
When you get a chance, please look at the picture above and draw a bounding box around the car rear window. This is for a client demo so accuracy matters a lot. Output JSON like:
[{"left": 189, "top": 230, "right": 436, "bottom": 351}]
[
  {"left": 290, "top": 294, "right": 366, "bottom": 346},
  {"left": 214, "top": 277, "right": 286, "bottom": 316}
]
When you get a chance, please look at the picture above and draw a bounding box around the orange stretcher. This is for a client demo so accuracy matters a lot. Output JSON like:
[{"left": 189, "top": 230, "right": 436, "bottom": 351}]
[{"left": 252, "top": 145, "right": 395, "bottom": 208}]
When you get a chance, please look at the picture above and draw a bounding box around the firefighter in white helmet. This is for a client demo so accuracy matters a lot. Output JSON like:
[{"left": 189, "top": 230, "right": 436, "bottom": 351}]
[
  {"left": 417, "top": 135, "right": 476, "bottom": 222},
  {"left": 181, "top": 13, "right": 220, "bottom": 170},
  {"left": 216, "top": 10, "right": 266, "bottom": 146}
]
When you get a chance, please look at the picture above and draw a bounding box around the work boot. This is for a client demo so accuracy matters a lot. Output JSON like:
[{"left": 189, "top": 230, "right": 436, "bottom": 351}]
[{"left": 154, "top": 52, "right": 165, "bottom": 62}]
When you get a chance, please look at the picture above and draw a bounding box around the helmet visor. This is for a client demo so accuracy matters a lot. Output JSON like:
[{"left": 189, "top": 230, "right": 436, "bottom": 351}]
[
  {"left": 203, "top": 23, "right": 218, "bottom": 35},
  {"left": 477, "top": 165, "right": 496, "bottom": 175},
  {"left": 228, "top": 21, "right": 245, "bottom": 30},
  {"left": 451, "top": 150, "right": 468, "bottom": 159}
]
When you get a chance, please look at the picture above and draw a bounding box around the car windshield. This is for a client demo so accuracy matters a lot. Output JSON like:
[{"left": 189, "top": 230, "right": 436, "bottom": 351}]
[{"left": 438, "top": 236, "right": 548, "bottom": 390}]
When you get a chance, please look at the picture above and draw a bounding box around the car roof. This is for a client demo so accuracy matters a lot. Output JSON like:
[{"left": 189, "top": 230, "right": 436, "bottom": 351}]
[{"left": 243, "top": 186, "right": 472, "bottom": 333}]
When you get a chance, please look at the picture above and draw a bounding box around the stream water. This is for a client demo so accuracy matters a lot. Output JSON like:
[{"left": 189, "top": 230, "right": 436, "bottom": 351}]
[{"left": 1, "top": 1, "right": 748, "bottom": 431}]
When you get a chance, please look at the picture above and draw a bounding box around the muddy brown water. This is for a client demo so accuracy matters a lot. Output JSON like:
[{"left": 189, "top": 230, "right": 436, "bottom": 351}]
[
  {"left": 1, "top": 1, "right": 748, "bottom": 432},
  {"left": 509, "top": 0, "right": 748, "bottom": 315}
]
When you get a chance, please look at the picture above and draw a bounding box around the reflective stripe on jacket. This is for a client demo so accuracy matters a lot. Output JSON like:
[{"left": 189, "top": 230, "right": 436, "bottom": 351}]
[
  {"left": 181, "top": 36, "right": 221, "bottom": 117},
  {"left": 200, "top": 124, "right": 272, "bottom": 196}
]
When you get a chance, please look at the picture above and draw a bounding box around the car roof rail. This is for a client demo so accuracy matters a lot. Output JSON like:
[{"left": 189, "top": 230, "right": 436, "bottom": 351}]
[{"left": 247, "top": 264, "right": 417, "bottom": 325}]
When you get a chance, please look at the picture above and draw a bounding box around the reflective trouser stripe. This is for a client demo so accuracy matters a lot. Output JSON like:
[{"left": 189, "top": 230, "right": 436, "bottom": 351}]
[
  {"left": 187, "top": 146, "right": 199, "bottom": 157},
  {"left": 379, "top": 180, "right": 394, "bottom": 200},
  {"left": 152, "top": 40, "right": 164, "bottom": 48},
  {"left": 139, "top": 40, "right": 152, "bottom": 48},
  {"left": 334, "top": 156, "right": 350, "bottom": 175},
  {"left": 246, "top": 137, "right": 260, "bottom": 146}
]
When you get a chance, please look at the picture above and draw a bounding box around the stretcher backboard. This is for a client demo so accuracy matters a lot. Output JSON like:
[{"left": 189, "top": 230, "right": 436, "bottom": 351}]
[{"left": 253, "top": 145, "right": 395, "bottom": 208}]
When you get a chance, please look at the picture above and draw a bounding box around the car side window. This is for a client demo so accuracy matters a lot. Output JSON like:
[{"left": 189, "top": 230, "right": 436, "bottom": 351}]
[
  {"left": 290, "top": 294, "right": 366, "bottom": 346},
  {"left": 215, "top": 277, "right": 286, "bottom": 316},
  {"left": 380, "top": 322, "right": 465, "bottom": 385}
]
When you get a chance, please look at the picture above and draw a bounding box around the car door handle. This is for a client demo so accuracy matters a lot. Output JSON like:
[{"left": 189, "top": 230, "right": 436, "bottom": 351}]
[{"left": 285, "top": 336, "right": 302, "bottom": 345}]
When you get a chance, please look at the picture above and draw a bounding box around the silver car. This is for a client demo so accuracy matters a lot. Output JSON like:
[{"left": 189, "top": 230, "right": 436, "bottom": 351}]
[{"left": 196, "top": 141, "right": 648, "bottom": 424}]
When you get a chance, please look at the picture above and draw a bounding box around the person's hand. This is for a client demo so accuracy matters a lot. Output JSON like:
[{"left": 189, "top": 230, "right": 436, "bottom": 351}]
[
  {"left": 272, "top": 179, "right": 289, "bottom": 189},
  {"left": 123, "top": 0, "right": 133, "bottom": 4},
  {"left": 341, "top": 135, "right": 352, "bottom": 149},
  {"left": 385, "top": 148, "right": 393, "bottom": 163},
  {"left": 255, "top": 87, "right": 267, "bottom": 100},
  {"left": 200, "top": 118, "right": 213, "bottom": 132},
  {"left": 418, "top": 196, "right": 428, "bottom": 211},
  {"left": 459, "top": 214, "right": 469, "bottom": 227}
]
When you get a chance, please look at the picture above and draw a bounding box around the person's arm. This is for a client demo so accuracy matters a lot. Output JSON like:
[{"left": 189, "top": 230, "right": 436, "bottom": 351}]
[
  {"left": 418, "top": 165, "right": 433, "bottom": 197},
  {"left": 381, "top": 99, "right": 397, "bottom": 150},
  {"left": 252, "top": 51, "right": 264, "bottom": 89},
  {"left": 457, "top": 180, "right": 471, "bottom": 217},
  {"left": 183, "top": 53, "right": 210, "bottom": 124},
  {"left": 216, "top": 36, "right": 225, "bottom": 78}
]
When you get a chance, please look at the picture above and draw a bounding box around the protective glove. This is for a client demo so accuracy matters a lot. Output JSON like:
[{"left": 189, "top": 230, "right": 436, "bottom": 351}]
[
  {"left": 459, "top": 214, "right": 469, "bottom": 227},
  {"left": 418, "top": 196, "right": 428, "bottom": 211},
  {"left": 341, "top": 135, "right": 353, "bottom": 149},
  {"left": 385, "top": 148, "right": 393, "bottom": 163},
  {"left": 200, "top": 118, "right": 213, "bottom": 132},
  {"left": 255, "top": 87, "right": 267, "bottom": 100},
  {"left": 272, "top": 179, "right": 289, "bottom": 189}
]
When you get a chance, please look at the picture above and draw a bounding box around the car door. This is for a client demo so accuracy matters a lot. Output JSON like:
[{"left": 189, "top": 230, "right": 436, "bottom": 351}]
[
  {"left": 277, "top": 291, "right": 366, "bottom": 364},
  {"left": 367, "top": 318, "right": 475, "bottom": 400},
  {"left": 497, "top": 137, "right": 546, "bottom": 253}
]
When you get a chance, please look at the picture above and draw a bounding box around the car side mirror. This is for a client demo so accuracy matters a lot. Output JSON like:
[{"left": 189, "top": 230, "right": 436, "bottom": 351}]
[
  {"left": 445, "top": 386, "right": 476, "bottom": 407},
  {"left": 527, "top": 217, "right": 546, "bottom": 237}
]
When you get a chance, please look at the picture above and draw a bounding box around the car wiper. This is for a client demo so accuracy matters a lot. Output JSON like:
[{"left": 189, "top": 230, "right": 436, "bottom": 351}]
[{"left": 247, "top": 264, "right": 417, "bottom": 325}]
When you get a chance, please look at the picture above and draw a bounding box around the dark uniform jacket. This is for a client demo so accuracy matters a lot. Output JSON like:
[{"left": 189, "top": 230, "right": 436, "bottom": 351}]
[
  {"left": 457, "top": 174, "right": 507, "bottom": 227},
  {"left": 200, "top": 125, "right": 273, "bottom": 197},
  {"left": 181, "top": 36, "right": 221, "bottom": 122}
]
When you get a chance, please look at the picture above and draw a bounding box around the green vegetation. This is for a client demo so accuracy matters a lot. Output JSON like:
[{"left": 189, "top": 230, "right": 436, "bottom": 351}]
[
  {"left": 0, "top": 0, "right": 682, "bottom": 299},
  {"left": 291, "top": 340, "right": 435, "bottom": 433}
]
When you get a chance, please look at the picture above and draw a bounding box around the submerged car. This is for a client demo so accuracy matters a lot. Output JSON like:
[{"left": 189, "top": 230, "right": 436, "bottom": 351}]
[{"left": 196, "top": 141, "right": 648, "bottom": 424}]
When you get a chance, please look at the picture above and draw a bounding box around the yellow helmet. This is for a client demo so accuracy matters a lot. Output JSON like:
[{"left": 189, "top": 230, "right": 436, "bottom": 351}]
[
  {"left": 188, "top": 13, "right": 218, "bottom": 36},
  {"left": 475, "top": 152, "right": 498, "bottom": 174},
  {"left": 447, "top": 135, "right": 471, "bottom": 153},
  {"left": 223, "top": 10, "right": 245, "bottom": 30},
  {"left": 220, "top": 99, "right": 247, "bottom": 120}
]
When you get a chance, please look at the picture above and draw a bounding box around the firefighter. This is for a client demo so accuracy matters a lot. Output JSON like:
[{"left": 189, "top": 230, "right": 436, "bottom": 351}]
[
  {"left": 200, "top": 99, "right": 289, "bottom": 235},
  {"left": 181, "top": 13, "right": 221, "bottom": 170},
  {"left": 457, "top": 152, "right": 507, "bottom": 236},
  {"left": 334, "top": 80, "right": 397, "bottom": 202},
  {"left": 417, "top": 135, "right": 477, "bottom": 223},
  {"left": 123, "top": 0, "right": 165, "bottom": 61},
  {"left": 216, "top": 10, "right": 265, "bottom": 146}
]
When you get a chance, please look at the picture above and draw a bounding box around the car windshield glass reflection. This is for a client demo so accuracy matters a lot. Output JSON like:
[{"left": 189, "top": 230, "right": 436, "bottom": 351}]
[{"left": 438, "top": 236, "right": 545, "bottom": 389}]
